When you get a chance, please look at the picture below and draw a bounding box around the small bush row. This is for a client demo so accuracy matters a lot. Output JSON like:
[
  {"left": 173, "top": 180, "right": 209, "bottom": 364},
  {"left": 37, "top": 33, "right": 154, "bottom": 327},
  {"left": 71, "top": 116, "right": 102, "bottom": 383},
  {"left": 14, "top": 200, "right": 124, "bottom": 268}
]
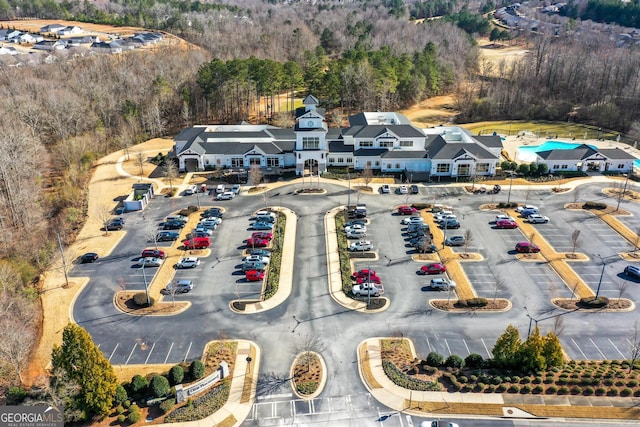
[
  {"left": 382, "top": 360, "right": 442, "bottom": 391},
  {"left": 164, "top": 381, "right": 230, "bottom": 422}
]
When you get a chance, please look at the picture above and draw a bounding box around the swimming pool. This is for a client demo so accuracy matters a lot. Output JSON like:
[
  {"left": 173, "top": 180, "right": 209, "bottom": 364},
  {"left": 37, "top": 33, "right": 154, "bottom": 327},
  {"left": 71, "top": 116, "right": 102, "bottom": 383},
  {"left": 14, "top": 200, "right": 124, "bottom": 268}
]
[{"left": 517, "top": 141, "right": 598, "bottom": 162}]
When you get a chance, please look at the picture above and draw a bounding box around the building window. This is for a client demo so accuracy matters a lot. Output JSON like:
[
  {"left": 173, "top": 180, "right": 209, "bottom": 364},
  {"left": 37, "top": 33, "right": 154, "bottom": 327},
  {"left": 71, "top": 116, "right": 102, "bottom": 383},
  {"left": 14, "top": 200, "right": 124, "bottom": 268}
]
[
  {"left": 379, "top": 140, "right": 394, "bottom": 148},
  {"left": 618, "top": 163, "right": 625, "bottom": 169},
  {"left": 375, "top": 161, "right": 380, "bottom": 167},
  {"left": 476, "top": 163, "right": 489, "bottom": 172},
  {"left": 303, "top": 137, "right": 320, "bottom": 149},
  {"left": 436, "top": 164, "right": 450, "bottom": 173},
  {"left": 395, "top": 163, "right": 400, "bottom": 169},
  {"left": 400, "top": 140, "right": 413, "bottom": 147},
  {"left": 328, "top": 157, "right": 336, "bottom": 163},
  {"left": 266, "top": 157, "right": 279, "bottom": 167},
  {"left": 561, "top": 165, "right": 568, "bottom": 169},
  {"left": 360, "top": 141, "right": 373, "bottom": 147},
  {"left": 337, "top": 157, "right": 343, "bottom": 163},
  {"left": 249, "top": 158, "right": 261, "bottom": 166},
  {"left": 231, "top": 158, "right": 243, "bottom": 168},
  {"left": 366, "top": 161, "right": 372, "bottom": 167}
]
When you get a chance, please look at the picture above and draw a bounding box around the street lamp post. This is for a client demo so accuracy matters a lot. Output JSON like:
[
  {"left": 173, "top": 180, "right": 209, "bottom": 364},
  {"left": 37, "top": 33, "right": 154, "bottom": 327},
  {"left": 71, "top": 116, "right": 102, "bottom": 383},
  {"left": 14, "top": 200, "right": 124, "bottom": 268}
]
[
  {"left": 523, "top": 306, "right": 538, "bottom": 336},
  {"left": 506, "top": 171, "right": 514, "bottom": 204},
  {"left": 595, "top": 256, "right": 607, "bottom": 300},
  {"left": 347, "top": 171, "right": 351, "bottom": 208},
  {"left": 616, "top": 170, "right": 631, "bottom": 212},
  {"left": 193, "top": 175, "right": 201, "bottom": 209},
  {"left": 140, "top": 263, "right": 151, "bottom": 306}
]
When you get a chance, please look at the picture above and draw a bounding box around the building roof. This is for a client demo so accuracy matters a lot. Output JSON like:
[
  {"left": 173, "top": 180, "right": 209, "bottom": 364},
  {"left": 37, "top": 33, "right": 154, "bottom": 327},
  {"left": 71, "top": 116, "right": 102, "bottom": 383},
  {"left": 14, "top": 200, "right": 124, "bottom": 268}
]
[
  {"left": 353, "top": 148, "right": 389, "bottom": 157},
  {"left": 427, "top": 136, "right": 497, "bottom": 160},
  {"left": 348, "top": 125, "right": 426, "bottom": 139},
  {"left": 328, "top": 141, "right": 354, "bottom": 153},
  {"left": 536, "top": 145, "right": 597, "bottom": 160},
  {"left": 598, "top": 148, "right": 637, "bottom": 160},
  {"left": 475, "top": 135, "right": 504, "bottom": 148},
  {"left": 381, "top": 150, "right": 429, "bottom": 159}
]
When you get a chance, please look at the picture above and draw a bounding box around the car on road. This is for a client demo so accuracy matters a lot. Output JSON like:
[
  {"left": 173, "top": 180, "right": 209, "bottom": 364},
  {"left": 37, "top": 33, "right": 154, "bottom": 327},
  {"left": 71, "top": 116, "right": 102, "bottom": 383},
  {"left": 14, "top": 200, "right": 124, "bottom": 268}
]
[
  {"left": 252, "top": 221, "right": 274, "bottom": 230},
  {"left": 231, "top": 184, "right": 241, "bottom": 194},
  {"left": 445, "top": 236, "right": 465, "bottom": 246},
  {"left": 105, "top": 218, "right": 125, "bottom": 230},
  {"left": 163, "top": 221, "right": 185, "bottom": 230},
  {"left": 176, "top": 257, "right": 200, "bottom": 269},
  {"left": 352, "top": 283, "right": 384, "bottom": 297},
  {"left": 526, "top": 214, "right": 550, "bottom": 224},
  {"left": 246, "top": 237, "right": 269, "bottom": 248},
  {"left": 495, "top": 214, "right": 516, "bottom": 222},
  {"left": 80, "top": 252, "right": 99, "bottom": 263},
  {"left": 251, "top": 231, "right": 273, "bottom": 240},
  {"left": 162, "top": 279, "right": 193, "bottom": 294},
  {"left": 136, "top": 257, "right": 163, "bottom": 267},
  {"left": 410, "top": 184, "right": 419, "bottom": 194},
  {"left": 344, "top": 224, "right": 367, "bottom": 233},
  {"left": 346, "top": 229, "right": 367, "bottom": 239},
  {"left": 496, "top": 219, "right": 518, "bottom": 229},
  {"left": 419, "top": 263, "right": 446, "bottom": 275},
  {"left": 401, "top": 216, "right": 425, "bottom": 225},
  {"left": 398, "top": 205, "right": 418, "bottom": 215},
  {"left": 515, "top": 242, "right": 540, "bottom": 253},
  {"left": 245, "top": 270, "right": 265, "bottom": 282},
  {"left": 157, "top": 231, "right": 180, "bottom": 241},
  {"left": 624, "top": 265, "right": 640, "bottom": 279},
  {"left": 243, "top": 254, "right": 270, "bottom": 264},
  {"left": 185, "top": 185, "right": 197, "bottom": 195},
  {"left": 516, "top": 205, "right": 538, "bottom": 213},
  {"left": 349, "top": 240, "right": 373, "bottom": 251},
  {"left": 182, "top": 237, "right": 211, "bottom": 249},
  {"left": 141, "top": 249, "right": 166, "bottom": 259},
  {"left": 397, "top": 185, "right": 408, "bottom": 194},
  {"left": 380, "top": 184, "right": 390, "bottom": 194},
  {"left": 429, "top": 278, "right": 456, "bottom": 290},
  {"left": 216, "top": 191, "right": 235, "bottom": 200},
  {"left": 439, "top": 220, "right": 461, "bottom": 229}
]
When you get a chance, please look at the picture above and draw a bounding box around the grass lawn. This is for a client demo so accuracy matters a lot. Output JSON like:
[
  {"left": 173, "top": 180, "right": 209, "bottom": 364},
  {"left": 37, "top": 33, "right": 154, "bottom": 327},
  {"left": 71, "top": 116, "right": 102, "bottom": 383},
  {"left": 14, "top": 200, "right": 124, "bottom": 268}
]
[{"left": 460, "top": 121, "right": 621, "bottom": 141}]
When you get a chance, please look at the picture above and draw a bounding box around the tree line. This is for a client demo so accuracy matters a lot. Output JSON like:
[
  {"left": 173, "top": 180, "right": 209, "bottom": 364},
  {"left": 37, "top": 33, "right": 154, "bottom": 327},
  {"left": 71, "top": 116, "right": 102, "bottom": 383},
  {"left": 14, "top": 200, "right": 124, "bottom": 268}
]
[{"left": 560, "top": 0, "right": 640, "bottom": 29}]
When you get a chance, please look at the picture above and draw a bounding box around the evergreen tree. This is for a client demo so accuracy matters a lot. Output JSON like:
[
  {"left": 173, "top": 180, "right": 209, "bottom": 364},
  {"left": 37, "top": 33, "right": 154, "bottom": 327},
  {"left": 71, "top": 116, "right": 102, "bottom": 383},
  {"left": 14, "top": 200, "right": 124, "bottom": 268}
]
[
  {"left": 51, "top": 323, "right": 118, "bottom": 419},
  {"left": 542, "top": 331, "right": 565, "bottom": 368},
  {"left": 518, "top": 326, "right": 547, "bottom": 372},
  {"left": 492, "top": 324, "right": 521, "bottom": 369}
]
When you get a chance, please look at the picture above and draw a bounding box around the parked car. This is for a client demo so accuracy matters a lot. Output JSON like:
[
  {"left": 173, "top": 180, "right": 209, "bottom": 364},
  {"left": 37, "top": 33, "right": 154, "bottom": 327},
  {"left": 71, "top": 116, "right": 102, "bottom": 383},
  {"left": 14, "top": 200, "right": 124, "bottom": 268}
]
[
  {"left": 246, "top": 249, "right": 270, "bottom": 257},
  {"left": 526, "top": 214, "right": 550, "bottom": 224},
  {"left": 182, "top": 237, "right": 211, "bottom": 249},
  {"left": 245, "top": 269, "right": 265, "bottom": 282},
  {"left": 252, "top": 221, "right": 274, "bottom": 230},
  {"left": 419, "top": 263, "right": 446, "bottom": 275},
  {"left": 141, "top": 249, "right": 166, "bottom": 259},
  {"left": 398, "top": 205, "right": 418, "bottom": 215},
  {"left": 496, "top": 219, "right": 518, "bottom": 229},
  {"left": 166, "top": 215, "right": 188, "bottom": 223},
  {"left": 162, "top": 279, "right": 193, "bottom": 294},
  {"left": 185, "top": 185, "right": 197, "bottom": 195},
  {"left": 352, "top": 283, "right": 384, "bottom": 297},
  {"left": 520, "top": 208, "right": 540, "bottom": 217},
  {"left": 163, "top": 221, "right": 185, "bottom": 230},
  {"left": 624, "top": 265, "right": 640, "bottom": 279},
  {"left": 201, "top": 208, "right": 223, "bottom": 218},
  {"left": 439, "top": 220, "right": 461, "bottom": 229},
  {"left": 346, "top": 229, "right": 367, "bottom": 239},
  {"left": 397, "top": 185, "right": 408, "bottom": 194},
  {"left": 515, "top": 242, "right": 540, "bottom": 253},
  {"left": 349, "top": 240, "right": 373, "bottom": 251},
  {"left": 429, "top": 278, "right": 456, "bottom": 290},
  {"left": 201, "top": 216, "right": 222, "bottom": 224},
  {"left": 176, "top": 257, "right": 200, "bottom": 269},
  {"left": 401, "top": 216, "right": 425, "bottom": 225},
  {"left": 410, "top": 184, "right": 419, "bottom": 194},
  {"left": 251, "top": 232, "right": 273, "bottom": 240},
  {"left": 157, "top": 231, "right": 180, "bottom": 241},
  {"left": 407, "top": 223, "right": 430, "bottom": 233},
  {"left": 246, "top": 237, "right": 269, "bottom": 248},
  {"left": 105, "top": 218, "right": 125, "bottom": 230},
  {"left": 243, "top": 254, "right": 270, "bottom": 264},
  {"left": 216, "top": 191, "right": 235, "bottom": 200},
  {"left": 136, "top": 257, "right": 163, "bottom": 267},
  {"left": 495, "top": 214, "right": 515, "bottom": 222},
  {"left": 241, "top": 261, "right": 267, "bottom": 272},
  {"left": 193, "top": 226, "right": 214, "bottom": 236},
  {"left": 344, "top": 224, "right": 367, "bottom": 233},
  {"left": 415, "top": 243, "right": 438, "bottom": 253},
  {"left": 231, "top": 184, "right": 241, "bottom": 194},
  {"left": 352, "top": 269, "right": 378, "bottom": 280},
  {"left": 516, "top": 205, "right": 538, "bottom": 213},
  {"left": 433, "top": 210, "right": 453, "bottom": 221},
  {"left": 445, "top": 236, "right": 466, "bottom": 246},
  {"left": 255, "top": 211, "right": 276, "bottom": 220},
  {"left": 355, "top": 273, "right": 382, "bottom": 284},
  {"left": 345, "top": 220, "right": 367, "bottom": 228},
  {"left": 380, "top": 184, "right": 391, "bottom": 194},
  {"left": 435, "top": 214, "right": 457, "bottom": 224},
  {"left": 80, "top": 252, "right": 99, "bottom": 263}
]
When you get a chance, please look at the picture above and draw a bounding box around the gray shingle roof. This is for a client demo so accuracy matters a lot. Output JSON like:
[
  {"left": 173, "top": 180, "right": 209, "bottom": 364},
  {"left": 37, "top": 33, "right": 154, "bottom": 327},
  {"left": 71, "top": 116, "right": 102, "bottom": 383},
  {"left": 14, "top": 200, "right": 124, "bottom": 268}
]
[
  {"left": 350, "top": 125, "right": 425, "bottom": 139},
  {"left": 475, "top": 135, "right": 504, "bottom": 148},
  {"left": 329, "top": 141, "right": 353, "bottom": 153},
  {"left": 598, "top": 148, "right": 637, "bottom": 160},
  {"left": 428, "top": 138, "right": 497, "bottom": 160},
  {"left": 381, "top": 150, "right": 429, "bottom": 159},
  {"left": 536, "top": 146, "right": 597, "bottom": 160},
  {"left": 353, "top": 148, "right": 388, "bottom": 156}
]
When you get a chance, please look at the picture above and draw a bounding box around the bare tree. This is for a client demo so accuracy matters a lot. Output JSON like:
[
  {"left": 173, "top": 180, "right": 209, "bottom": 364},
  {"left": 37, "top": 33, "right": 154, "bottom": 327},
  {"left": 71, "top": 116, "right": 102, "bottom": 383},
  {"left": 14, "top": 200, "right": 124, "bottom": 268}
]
[
  {"left": 146, "top": 225, "right": 159, "bottom": 250},
  {"left": 249, "top": 164, "right": 263, "bottom": 188},
  {"left": 135, "top": 151, "right": 145, "bottom": 177},
  {"left": 293, "top": 333, "right": 325, "bottom": 373},
  {"left": 633, "top": 228, "right": 640, "bottom": 254},
  {"left": 462, "top": 229, "right": 473, "bottom": 254},
  {"left": 163, "top": 160, "right": 178, "bottom": 190},
  {"left": 617, "top": 280, "right": 630, "bottom": 304},
  {"left": 628, "top": 321, "right": 640, "bottom": 373},
  {"left": 95, "top": 203, "right": 114, "bottom": 236},
  {"left": 362, "top": 164, "right": 373, "bottom": 190},
  {"left": 528, "top": 231, "right": 536, "bottom": 245},
  {"left": 552, "top": 316, "right": 565, "bottom": 337},
  {"left": 571, "top": 229, "right": 581, "bottom": 255},
  {"left": 492, "top": 275, "right": 505, "bottom": 304}
]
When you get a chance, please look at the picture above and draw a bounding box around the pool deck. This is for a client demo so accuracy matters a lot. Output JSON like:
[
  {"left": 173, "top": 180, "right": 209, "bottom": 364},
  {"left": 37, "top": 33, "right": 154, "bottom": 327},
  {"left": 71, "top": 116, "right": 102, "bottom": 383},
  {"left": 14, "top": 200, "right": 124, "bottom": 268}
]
[{"left": 502, "top": 135, "right": 640, "bottom": 164}]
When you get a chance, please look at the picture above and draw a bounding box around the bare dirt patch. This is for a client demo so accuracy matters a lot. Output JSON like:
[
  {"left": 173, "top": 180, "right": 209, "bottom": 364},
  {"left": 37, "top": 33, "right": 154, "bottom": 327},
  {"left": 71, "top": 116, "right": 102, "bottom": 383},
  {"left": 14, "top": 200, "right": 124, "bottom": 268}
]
[
  {"left": 292, "top": 353, "right": 322, "bottom": 396},
  {"left": 400, "top": 95, "right": 458, "bottom": 127}
]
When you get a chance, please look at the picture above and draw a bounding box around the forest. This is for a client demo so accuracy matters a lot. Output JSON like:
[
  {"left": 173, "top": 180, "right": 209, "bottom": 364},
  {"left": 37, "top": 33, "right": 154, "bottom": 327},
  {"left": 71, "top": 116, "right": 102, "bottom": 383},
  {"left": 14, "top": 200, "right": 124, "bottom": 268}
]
[
  {"left": 0, "top": 0, "right": 640, "bottom": 402},
  {"left": 560, "top": 0, "right": 640, "bottom": 29}
]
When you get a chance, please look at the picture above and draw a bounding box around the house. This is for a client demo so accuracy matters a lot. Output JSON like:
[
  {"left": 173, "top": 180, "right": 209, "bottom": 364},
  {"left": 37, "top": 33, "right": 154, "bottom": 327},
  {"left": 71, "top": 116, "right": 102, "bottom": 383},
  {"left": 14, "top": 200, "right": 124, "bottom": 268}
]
[
  {"left": 173, "top": 95, "right": 503, "bottom": 180},
  {"left": 33, "top": 40, "right": 66, "bottom": 51},
  {"left": 0, "top": 30, "right": 22, "bottom": 42},
  {"left": 0, "top": 45, "right": 18, "bottom": 55},
  {"left": 17, "top": 33, "right": 43, "bottom": 44},
  {"left": 90, "top": 40, "right": 122, "bottom": 54},
  {"left": 58, "top": 26, "right": 83, "bottom": 36},
  {"left": 132, "top": 32, "right": 163, "bottom": 45},
  {"left": 65, "top": 36, "right": 95, "bottom": 47},
  {"left": 535, "top": 144, "right": 636, "bottom": 173},
  {"left": 40, "top": 23, "right": 66, "bottom": 33}
]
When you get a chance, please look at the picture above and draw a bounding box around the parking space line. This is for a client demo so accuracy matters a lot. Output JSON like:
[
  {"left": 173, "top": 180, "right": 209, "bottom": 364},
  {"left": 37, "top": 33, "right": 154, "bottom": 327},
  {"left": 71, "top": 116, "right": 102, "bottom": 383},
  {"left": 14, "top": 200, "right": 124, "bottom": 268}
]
[
  {"left": 164, "top": 342, "right": 174, "bottom": 364},
  {"left": 444, "top": 339, "right": 452, "bottom": 356},
  {"left": 125, "top": 343, "right": 137, "bottom": 364},
  {"left": 144, "top": 342, "right": 156, "bottom": 364},
  {"left": 480, "top": 338, "right": 491, "bottom": 358},
  {"left": 570, "top": 338, "right": 588, "bottom": 359},
  {"left": 425, "top": 336, "right": 433, "bottom": 353},
  {"left": 108, "top": 343, "right": 119, "bottom": 362},
  {"left": 589, "top": 338, "right": 607, "bottom": 359},
  {"left": 608, "top": 339, "right": 626, "bottom": 359},
  {"left": 462, "top": 339, "right": 470, "bottom": 356},
  {"left": 183, "top": 341, "right": 192, "bottom": 362}
]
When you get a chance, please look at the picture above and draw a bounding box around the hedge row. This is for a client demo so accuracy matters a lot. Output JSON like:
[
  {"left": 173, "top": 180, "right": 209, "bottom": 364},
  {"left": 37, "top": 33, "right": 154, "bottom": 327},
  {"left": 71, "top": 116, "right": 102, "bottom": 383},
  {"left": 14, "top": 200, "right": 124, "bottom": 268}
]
[
  {"left": 264, "top": 212, "right": 285, "bottom": 300},
  {"left": 164, "top": 381, "right": 230, "bottom": 423},
  {"left": 382, "top": 360, "right": 442, "bottom": 391}
]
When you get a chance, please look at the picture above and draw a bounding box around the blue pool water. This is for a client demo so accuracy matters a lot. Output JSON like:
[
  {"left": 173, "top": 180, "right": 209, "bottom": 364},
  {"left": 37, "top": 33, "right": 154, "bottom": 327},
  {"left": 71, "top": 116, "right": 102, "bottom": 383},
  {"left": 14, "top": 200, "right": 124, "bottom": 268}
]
[
  {"left": 634, "top": 159, "right": 640, "bottom": 169},
  {"left": 517, "top": 141, "right": 598, "bottom": 161}
]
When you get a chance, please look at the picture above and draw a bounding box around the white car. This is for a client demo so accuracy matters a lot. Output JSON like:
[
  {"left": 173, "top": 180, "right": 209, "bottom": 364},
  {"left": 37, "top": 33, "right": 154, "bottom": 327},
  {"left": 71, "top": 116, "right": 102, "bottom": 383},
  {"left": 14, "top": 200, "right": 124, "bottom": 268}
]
[
  {"left": 515, "top": 205, "right": 538, "bottom": 213},
  {"left": 527, "top": 214, "right": 550, "bottom": 224},
  {"left": 349, "top": 240, "right": 373, "bottom": 251},
  {"left": 495, "top": 214, "right": 516, "bottom": 222},
  {"left": 352, "top": 283, "right": 384, "bottom": 296},
  {"left": 201, "top": 217, "right": 222, "bottom": 224},
  {"left": 185, "top": 185, "right": 197, "bottom": 195},
  {"left": 243, "top": 254, "right": 271, "bottom": 264},
  {"left": 216, "top": 191, "right": 235, "bottom": 200},
  {"left": 380, "top": 184, "right": 390, "bottom": 194},
  {"left": 429, "top": 278, "right": 456, "bottom": 290},
  {"left": 136, "top": 257, "right": 163, "bottom": 267},
  {"left": 433, "top": 210, "right": 453, "bottom": 221},
  {"left": 435, "top": 214, "right": 457, "bottom": 223},
  {"left": 401, "top": 216, "right": 424, "bottom": 225},
  {"left": 176, "top": 257, "right": 200, "bottom": 269},
  {"left": 344, "top": 224, "right": 367, "bottom": 233},
  {"left": 346, "top": 229, "right": 367, "bottom": 239},
  {"left": 397, "top": 185, "right": 408, "bottom": 194}
]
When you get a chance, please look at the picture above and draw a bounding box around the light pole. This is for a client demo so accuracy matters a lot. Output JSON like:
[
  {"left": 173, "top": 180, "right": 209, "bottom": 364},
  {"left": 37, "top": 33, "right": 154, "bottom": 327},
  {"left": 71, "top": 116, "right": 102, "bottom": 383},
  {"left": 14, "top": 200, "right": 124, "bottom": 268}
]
[
  {"left": 523, "top": 306, "right": 538, "bottom": 336},
  {"left": 193, "top": 175, "right": 201, "bottom": 209},
  {"left": 140, "top": 263, "right": 151, "bottom": 306},
  {"left": 347, "top": 171, "right": 351, "bottom": 208},
  {"left": 616, "top": 170, "right": 631, "bottom": 212},
  {"left": 506, "top": 171, "right": 514, "bottom": 204},
  {"left": 593, "top": 254, "right": 608, "bottom": 300}
]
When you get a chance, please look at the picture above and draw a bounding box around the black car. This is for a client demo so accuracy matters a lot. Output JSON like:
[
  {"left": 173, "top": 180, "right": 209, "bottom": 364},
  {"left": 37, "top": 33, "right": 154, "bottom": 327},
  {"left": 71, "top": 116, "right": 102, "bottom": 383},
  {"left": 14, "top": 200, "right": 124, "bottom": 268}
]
[
  {"left": 156, "top": 231, "right": 180, "bottom": 241},
  {"left": 410, "top": 184, "right": 419, "bottom": 194},
  {"left": 438, "top": 220, "right": 461, "bottom": 229},
  {"left": 201, "top": 208, "right": 223, "bottom": 218},
  {"left": 163, "top": 221, "right": 185, "bottom": 230},
  {"left": 105, "top": 218, "right": 125, "bottom": 230},
  {"left": 80, "top": 252, "right": 99, "bottom": 263}
]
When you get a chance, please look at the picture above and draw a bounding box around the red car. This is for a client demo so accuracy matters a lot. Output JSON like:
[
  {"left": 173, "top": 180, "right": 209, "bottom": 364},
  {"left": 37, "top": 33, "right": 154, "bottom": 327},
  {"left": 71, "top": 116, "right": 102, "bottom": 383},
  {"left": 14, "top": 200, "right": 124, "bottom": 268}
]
[
  {"left": 419, "top": 263, "right": 447, "bottom": 275},
  {"left": 398, "top": 205, "right": 418, "bottom": 215},
  {"left": 356, "top": 275, "right": 382, "bottom": 285},
  {"left": 352, "top": 269, "right": 379, "bottom": 280},
  {"left": 245, "top": 270, "right": 265, "bottom": 282},
  {"left": 182, "top": 237, "right": 211, "bottom": 249},
  {"left": 252, "top": 232, "right": 273, "bottom": 240},
  {"left": 515, "top": 242, "right": 540, "bottom": 253},
  {"left": 246, "top": 237, "right": 269, "bottom": 248},
  {"left": 496, "top": 219, "right": 518, "bottom": 229},
  {"left": 141, "top": 249, "right": 166, "bottom": 259}
]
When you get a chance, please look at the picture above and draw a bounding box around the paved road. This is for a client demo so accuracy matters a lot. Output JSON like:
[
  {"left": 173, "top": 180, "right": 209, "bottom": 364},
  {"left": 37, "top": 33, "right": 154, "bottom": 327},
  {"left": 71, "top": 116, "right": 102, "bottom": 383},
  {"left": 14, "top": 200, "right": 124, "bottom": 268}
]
[{"left": 71, "top": 181, "right": 640, "bottom": 425}]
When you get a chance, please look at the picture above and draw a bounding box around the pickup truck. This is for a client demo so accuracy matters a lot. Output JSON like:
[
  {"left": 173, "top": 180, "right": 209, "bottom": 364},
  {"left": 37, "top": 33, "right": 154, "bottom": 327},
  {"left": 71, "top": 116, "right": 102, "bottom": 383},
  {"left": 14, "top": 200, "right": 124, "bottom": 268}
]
[{"left": 352, "top": 283, "right": 384, "bottom": 297}]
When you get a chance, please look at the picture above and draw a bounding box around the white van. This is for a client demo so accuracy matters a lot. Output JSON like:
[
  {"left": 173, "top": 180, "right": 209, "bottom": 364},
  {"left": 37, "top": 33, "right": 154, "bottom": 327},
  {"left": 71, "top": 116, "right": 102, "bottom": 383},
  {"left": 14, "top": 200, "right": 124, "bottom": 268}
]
[{"left": 216, "top": 184, "right": 225, "bottom": 194}]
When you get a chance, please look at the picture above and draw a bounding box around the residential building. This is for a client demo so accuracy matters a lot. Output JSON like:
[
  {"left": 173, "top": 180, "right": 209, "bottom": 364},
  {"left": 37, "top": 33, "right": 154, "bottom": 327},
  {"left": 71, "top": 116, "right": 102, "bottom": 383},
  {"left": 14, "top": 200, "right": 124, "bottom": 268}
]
[{"left": 534, "top": 144, "right": 636, "bottom": 173}]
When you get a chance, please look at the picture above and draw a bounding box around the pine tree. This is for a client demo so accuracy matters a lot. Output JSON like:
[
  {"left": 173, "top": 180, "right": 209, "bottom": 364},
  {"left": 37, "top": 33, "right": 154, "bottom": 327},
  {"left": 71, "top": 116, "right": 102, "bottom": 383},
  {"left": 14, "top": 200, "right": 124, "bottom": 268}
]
[
  {"left": 518, "top": 326, "right": 547, "bottom": 372},
  {"left": 492, "top": 324, "right": 521, "bottom": 369},
  {"left": 542, "top": 331, "right": 565, "bottom": 368},
  {"left": 51, "top": 323, "right": 118, "bottom": 419}
]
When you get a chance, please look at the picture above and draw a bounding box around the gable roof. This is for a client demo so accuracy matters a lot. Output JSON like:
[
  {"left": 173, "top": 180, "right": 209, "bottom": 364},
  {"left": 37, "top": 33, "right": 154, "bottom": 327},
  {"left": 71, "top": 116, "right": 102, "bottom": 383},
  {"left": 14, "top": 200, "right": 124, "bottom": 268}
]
[
  {"left": 303, "top": 94, "right": 318, "bottom": 105},
  {"left": 382, "top": 150, "right": 429, "bottom": 159},
  {"left": 475, "top": 135, "right": 504, "bottom": 148},
  {"left": 598, "top": 148, "right": 637, "bottom": 160},
  {"left": 536, "top": 145, "right": 597, "bottom": 160},
  {"left": 427, "top": 135, "right": 497, "bottom": 160},
  {"left": 348, "top": 124, "right": 425, "bottom": 139}
]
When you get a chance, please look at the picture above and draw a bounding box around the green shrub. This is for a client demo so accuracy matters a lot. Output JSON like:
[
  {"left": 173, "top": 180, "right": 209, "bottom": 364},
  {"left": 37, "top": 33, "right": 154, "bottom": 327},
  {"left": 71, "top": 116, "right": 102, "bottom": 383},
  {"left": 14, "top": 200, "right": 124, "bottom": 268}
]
[
  {"left": 579, "top": 296, "right": 609, "bottom": 308},
  {"left": 533, "top": 376, "right": 542, "bottom": 384},
  {"left": 521, "top": 385, "right": 532, "bottom": 394},
  {"left": 608, "top": 387, "right": 619, "bottom": 396},
  {"left": 190, "top": 360, "right": 205, "bottom": 380},
  {"left": 465, "top": 353, "right": 484, "bottom": 368},
  {"left": 460, "top": 297, "right": 488, "bottom": 307},
  {"left": 129, "top": 404, "right": 139, "bottom": 412},
  {"left": 547, "top": 385, "right": 558, "bottom": 393},
  {"left": 150, "top": 375, "right": 170, "bottom": 398},
  {"left": 503, "top": 376, "right": 511, "bottom": 383},
  {"left": 475, "top": 382, "right": 485, "bottom": 392},
  {"left": 557, "top": 377, "right": 568, "bottom": 385},
  {"left": 165, "top": 382, "right": 230, "bottom": 423},
  {"left": 114, "top": 385, "right": 128, "bottom": 406},
  {"left": 130, "top": 375, "right": 148, "bottom": 397},
  {"left": 492, "top": 376, "right": 503, "bottom": 385},
  {"left": 127, "top": 410, "right": 142, "bottom": 424},
  {"left": 571, "top": 386, "right": 582, "bottom": 394},
  {"left": 583, "top": 386, "right": 595, "bottom": 395},
  {"left": 116, "top": 405, "right": 125, "bottom": 415},
  {"left": 485, "top": 384, "right": 496, "bottom": 393},
  {"left": 511, "top": 375, "right": 521, "bottom": 383},
  {"left": 7, "top": 387, "right": 27, "bottom": 404},
  {"left": 521, "top": 376, "right": 531, "bottom": 384},
  {"left": 117, "top": 414, "right": 126, "bottom": 423},
  {"left": 159, "top": 398, "right": 176, "bottom": 415},
  {"left": 296, "top": 381, "right": 318, "bottom": 395},
  {"left": 508, "top": 384, "right": 520, "bottom": 393},
  {"left": 532, "top": 385, "right": 543, "bottom": 394},
  {"left": 426, "top": 352, "right": 444, "bottom": 367},
  {"left": 621, "top": 388, "right": 633, "bottom": 396},
  {"left": 421, "top": 365, "right": 437, "bottom": 375},
  {"left": 169, "top": 365, "right": 185, "bottom": 385},
  {"left": 123, "top": 400, "right": 131, "bottom": 409},
  {"left": 496, "top": 384, "right": 507, "bottom": 392},
  {"left": 615, "top": 380, "right": 625, "bottom": 386},
  {"left": 382, "top": 360, "right": 441, "bottom": 391},
  {"left": 628, "top": 379, "right": 638, "bottom": 387},
  {"left": 469, "top": 375, "right": 478, "bottom": 382},
  {"left": 445, "top": 354, "right": 464, "bottom": 369},
  {"left": 558, "top": 386, "right": 570, "bottom": 395},
  {"left": 133, "top": 292, "right": 154, "bottom": 307},
  {"left": 582, "top": 201, "right": 607, "bottom": 209},
  {"left": 604, "top": 378, "right": 614, "bottom": 386},
  {"left": 458, "top": 375, "right": 468, "bottom": 384},
  {"left": 595, "top": 387, "right": 607, "bottom": 395}
]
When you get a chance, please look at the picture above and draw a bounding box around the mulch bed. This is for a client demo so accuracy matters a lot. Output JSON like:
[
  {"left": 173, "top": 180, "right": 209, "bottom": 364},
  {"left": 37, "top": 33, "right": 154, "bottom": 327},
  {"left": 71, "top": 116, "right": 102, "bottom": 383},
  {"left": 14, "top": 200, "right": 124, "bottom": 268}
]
[
  {"left": 554, "top": 298, "right": 633, "bottom": 311},
  {"left": 292, "top": 353, "right": 322, "bottom": 396},
  {"left": 431, "top": 299, "right": 510, "bottom": 311}
]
